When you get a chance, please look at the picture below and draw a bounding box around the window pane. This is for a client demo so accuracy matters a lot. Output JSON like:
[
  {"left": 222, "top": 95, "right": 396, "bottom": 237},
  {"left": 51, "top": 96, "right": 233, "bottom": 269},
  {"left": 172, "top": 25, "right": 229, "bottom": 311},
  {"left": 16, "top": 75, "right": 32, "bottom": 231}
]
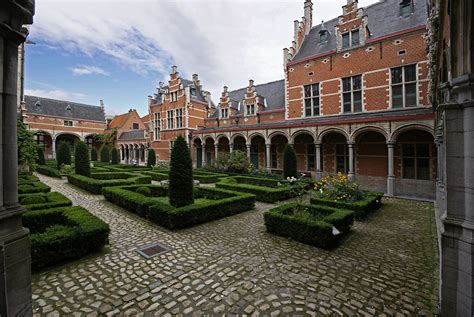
[
  {"left": 391, "top": 67, "right": 403, "bottom": 84},
  {"left": 417, "top": 144, "right": 430, "bottom": 157},
  {"left": 305, "top": 99, "right": 312, "bottom": 116},
  {"left": 402, "top": 144, "right": 415, "bottom": 157},
  {"left": 342, "top": 78, "right": 351, "bottom": 92},
  {"left": 417, "top": 158, "right": 430, "bottom": 180},
  {"left": 405, "top": 65, "right": 417, "bottom": 82},
  {"left": 351, "top": 29, "right": 360, "bottom": 46},
  {"left": 392, "top": 85, "right": 403, "bottom": 108},
  {"left": 353, "top": 92, "right": 362, "bottom": 112},
  {"left": 304, "top": 85, "right": 311, "bottom": 98},
  {"left": 353, "top": 75, "right": 362, "bottom": 90},
  {"left": 312, "top": 84, "right": 319, "bottom": 96},
  {"left": 343, "top": 93, "right": 352, "bottom": 112},
  {"left": 403, "top": 158, "right": 416, "bottom": 179},
  {"left": 342, "top": 33, "right": 350, "bottom": 49},
  {"left": 405, "top": 83, "right": 417, "bottom": 107}
]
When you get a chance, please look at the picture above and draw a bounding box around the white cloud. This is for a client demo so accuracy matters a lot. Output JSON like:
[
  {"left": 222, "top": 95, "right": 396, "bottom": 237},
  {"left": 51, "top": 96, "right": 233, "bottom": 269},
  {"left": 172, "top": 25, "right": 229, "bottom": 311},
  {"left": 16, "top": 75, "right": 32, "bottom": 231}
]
[
  {"left": 29, "top": 0, "right": 379, "bottom": 107},
  {"left": 25, "top": 89, "right": 88, "bottom": 101},
  {"left": 71, "top": 65, "right": 110, "bottom": 76}
]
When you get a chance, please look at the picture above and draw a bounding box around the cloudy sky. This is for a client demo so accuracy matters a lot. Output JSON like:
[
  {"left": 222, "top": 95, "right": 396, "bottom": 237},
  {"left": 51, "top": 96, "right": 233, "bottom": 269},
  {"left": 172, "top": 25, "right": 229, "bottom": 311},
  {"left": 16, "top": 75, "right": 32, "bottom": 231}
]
[{"left": 25, "top": 0, "right": 379, "bottom": 117}]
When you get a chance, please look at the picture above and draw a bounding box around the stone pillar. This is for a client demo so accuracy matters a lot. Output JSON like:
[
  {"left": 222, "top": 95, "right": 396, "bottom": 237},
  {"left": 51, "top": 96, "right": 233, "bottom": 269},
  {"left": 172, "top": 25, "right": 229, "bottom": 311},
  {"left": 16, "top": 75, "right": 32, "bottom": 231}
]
[
  {"left": 386, "top": 141, "right": 395, "bottom": 196},
  {"left": 315, "top": 142, "right": 322, "bottom": 180},
  {"left": 246, "top": 143, "right": 251, "bottom": 159},
  {"left": 265, "top": 143, "right": 271, "bottom": 171},
  {"left": 52, "top": 136, "right": 56, "bottom": 159},
  {"left": 214, "top": 143, "right": 219, "bottom": 160},
  {"left": 0, "top": 1, "right": 35, "bottom": 315},
  {"left": 347, "top": 141, "right": 355, "bottom": 181},
  {"left": 229, "top": 143, "right": 234, "bottom": 153},
  {"left": 201, "top": 145, "right": 206, "bottom": 166}
]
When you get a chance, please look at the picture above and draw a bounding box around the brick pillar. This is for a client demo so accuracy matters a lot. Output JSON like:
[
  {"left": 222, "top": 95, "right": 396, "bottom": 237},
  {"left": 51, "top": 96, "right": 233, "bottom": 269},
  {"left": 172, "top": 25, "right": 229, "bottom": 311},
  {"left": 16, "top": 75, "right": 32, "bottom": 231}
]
[
  {"left": 0, "top": 1, "right": 35, "bottom": 315},
  {"left": 386, "top": 141, "right": 395, "bottom": 196},
  {"left": 347, "top": 141, "right": 355, "bottom": 181},
  {"left": 265, "top": 143, "right": 271, "bottom": 171},
  {"left": 315, "top": 142, "right": 322, "bottom": 180}
]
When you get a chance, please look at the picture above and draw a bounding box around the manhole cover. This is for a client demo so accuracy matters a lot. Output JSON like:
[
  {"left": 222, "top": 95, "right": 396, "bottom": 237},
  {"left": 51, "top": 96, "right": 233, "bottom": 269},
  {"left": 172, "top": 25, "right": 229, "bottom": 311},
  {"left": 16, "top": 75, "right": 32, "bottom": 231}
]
[{"left": 136, "top": 242, "right": 172, "bottom": 259}]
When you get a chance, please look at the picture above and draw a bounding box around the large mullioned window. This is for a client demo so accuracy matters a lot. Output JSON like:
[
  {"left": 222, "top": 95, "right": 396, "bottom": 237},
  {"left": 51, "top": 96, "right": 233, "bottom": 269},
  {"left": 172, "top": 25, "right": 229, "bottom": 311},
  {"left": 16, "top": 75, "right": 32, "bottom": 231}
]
[
  {"left": 176, "top": 108, "right": 183, "bottom": 128},
  {"left": 342, "top": 75, "right": 362, "bottom": 113},
  {"left": 167, "top": 110, "right": 174, "bottom": 129},
  {"left": 402, "top": 143, "right": 430, "bottom": 180},
  {"left": 391, "top": 64, "right": 417, "bottom": 108},
  {"left": 153, "top": 113, "right": 161, "bottom": 140},
  {"left": 304, "top": 83, "right": 320, "bottom": 117}
]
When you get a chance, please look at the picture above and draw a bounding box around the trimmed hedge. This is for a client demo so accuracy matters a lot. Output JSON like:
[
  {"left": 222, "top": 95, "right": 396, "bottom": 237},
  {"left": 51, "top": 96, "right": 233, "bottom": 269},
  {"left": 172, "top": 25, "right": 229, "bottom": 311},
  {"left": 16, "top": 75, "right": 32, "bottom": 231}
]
[
  {"left": 75, "top": 141, "right": 91, "bottom": 177},
  {"left": 111, "top": 148, "right": 119, "bottom": 164},
  {"left": 264, "top": 203, "right": 354, "bottom": 249},
  {"left": 147, "top": 149, "right": 156, "bottom": 167},
  {"left": 23, "top": 206, "right": 109, "bottom": 270},
  {"left": 103, "top": 185, "right": 255, "bottom": 229},
  {"left": 67, "top": 172, "right": 151, "bottom": 194},
  {"left": 56, "top": 142, "right": 71, "bottom": 168},
  {"left": 37, "top": 147, "right": 46, "bottom": 165},
  {"left": 36, "top": 165, "right": 62, "bottom": 178},
  {"left": 18, "top": 174, "right": 40, "bottom": 183},
  {"left": 216, "top": 176, "right": 298, "bottom": 203},
  {"left": 142, "top": 170, "right": 169, "bottom": 181},
  {"left": 100, "top": 146, "right": 110, "bottom": 163},
  {"left": 18, "top": 181, "right": 51, "bottom": 194},
  {"left": 169, "top": 136, "right": 194, "bottom": 207},
  {"left": 19, "top": 192, "right": 72, "bottom": 211},
  {"left": 193, "top": 171, "right": 228, "bottom": 183},
  {"left": 310, "top": 191, "right": 384, "bottom": 220},
  {"left": 91, "top": 148, "right": 98, "bottom": 161}
]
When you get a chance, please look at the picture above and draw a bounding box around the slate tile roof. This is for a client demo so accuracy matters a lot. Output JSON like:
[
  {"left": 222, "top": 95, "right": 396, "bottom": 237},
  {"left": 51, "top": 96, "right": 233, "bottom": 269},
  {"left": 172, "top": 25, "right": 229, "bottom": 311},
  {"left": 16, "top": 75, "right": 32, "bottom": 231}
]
[{"left": 118, "top": 129, "right": 145, "bottom": 140}]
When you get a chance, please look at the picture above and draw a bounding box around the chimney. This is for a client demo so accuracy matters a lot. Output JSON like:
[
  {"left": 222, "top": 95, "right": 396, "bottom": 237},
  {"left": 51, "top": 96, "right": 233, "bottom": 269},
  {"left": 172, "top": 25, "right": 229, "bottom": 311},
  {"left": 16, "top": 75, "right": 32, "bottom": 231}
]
[
  {"left": 293, "top": 20, "right": 299, "bottom": 45},
  {"left": 99, "top": 99, "right": 105, "bottom": 112},
  {"left": 304, "top": 0, "right": 313, "bottom": 35},
  {"left": 148, "top": 95, "right": 152, "bottom": 107},
  {"left": 192, "top": 73, "right": 201, "bottom": 88},
  {"left": 171, "top": 65, "right": 178, "bottom": 74},
  {"left": 283, "top": 48, "right": 290, "bottom": 67}
]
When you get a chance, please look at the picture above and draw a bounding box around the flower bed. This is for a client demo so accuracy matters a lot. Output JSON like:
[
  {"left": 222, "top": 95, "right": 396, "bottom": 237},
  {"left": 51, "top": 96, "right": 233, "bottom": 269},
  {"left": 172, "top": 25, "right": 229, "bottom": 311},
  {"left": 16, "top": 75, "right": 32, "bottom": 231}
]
[
  {"left": 19, "top": 192, "right": 72, "bottom": 211},
  {"left": 310, "top": 192, "right": 383, "bottom": 220},
  {"left": 23, "top": 206, "right": 109, "bottom": 270},
  {"left": 215, "top": 176, "right": 302, "bottom": 203},
  {"left": 264, "top": 203, "right": 354, "bottom": 248},
  {"left": 67, "top": 172, "right": 151, "bottom": 194},
  {"left": 103, "top": 185, "right": 255, "bottom": 229}
]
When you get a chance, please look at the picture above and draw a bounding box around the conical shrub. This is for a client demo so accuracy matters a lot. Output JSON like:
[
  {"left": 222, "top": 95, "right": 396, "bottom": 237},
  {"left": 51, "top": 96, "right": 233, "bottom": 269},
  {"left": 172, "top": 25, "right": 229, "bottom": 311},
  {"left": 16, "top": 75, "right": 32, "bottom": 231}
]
[
  {"left": 75, "top": 141, "right": 90, "bottom": 177},
  {"left": 36, "top": 147, "right": 46, "bottom": 165},
  {"left": 147, "top": 149, "right": 156, "bottom": 167},
  {"left": 100, "top": 145, "right": 110, "bottom": 163},
  {"left": 283, "top": 144, "right": 297, "bottom": 179},
  {"left": 56, "top": 142, "right": 71, "bottom": 169},
  {"left": 111, "top": 148, "right": 119, "bottom": 164},
  {"left": 169, "top": 136, "right": 194, "bottom": 207},
  {"left": 91, "top": 148, "right": 98, "bottom": 161}
]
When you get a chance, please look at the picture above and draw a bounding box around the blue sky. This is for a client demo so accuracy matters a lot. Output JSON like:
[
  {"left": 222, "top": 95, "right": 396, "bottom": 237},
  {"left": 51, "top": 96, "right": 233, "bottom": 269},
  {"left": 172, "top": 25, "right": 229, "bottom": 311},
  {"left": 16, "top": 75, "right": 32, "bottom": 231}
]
[{"left": 25, "top": 0, "right": 378, "bottom": 117}]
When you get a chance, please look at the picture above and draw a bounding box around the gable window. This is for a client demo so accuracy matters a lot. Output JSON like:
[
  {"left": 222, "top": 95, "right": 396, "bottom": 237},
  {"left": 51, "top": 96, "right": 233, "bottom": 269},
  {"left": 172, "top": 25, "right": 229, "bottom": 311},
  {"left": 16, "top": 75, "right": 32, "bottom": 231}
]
[
  {"left": 304, "top": 83, "right": 320, "bottom": 117},
  {"left": 170, "top": 91, "right": 178, "bottom": 102},
  {"left": 246, "top": 104, "right": 255, "bottom": 115},
  {"left": 167, "top": 110, "right": 174, "bottom": 129},
  {"left": 342, "top": 75, "right": 362, "bottom": 113},
  {"left": 176, "top": 108, "right": 183, "bottom": 128},
  {"left": 319, "top": 30, "right": 328, "bottom": 43},
  {"left": 391, "top": 64, "right": 417, "bottom": 108},
  {"left": 221, "top": 108, "right": 228, "bottom": 119},
  {"left": 351, "top": 29, "right": 360, "bottom": 46},
  {"left": 402, "top": 143, "right": 430, "bottom": 180},
  {"left": 191, "top": 88, "right": 196, "bottom": 96},
  {"left": 400, "top": 0, "right": 414, "bottom": 17},
  {"left": 153, "top": 113, "right": 161, "bottom": 140},
  {"left": 64, "top": 120, "right": 73, "bottom": 126},
  {"left": 132, "top": 123, "right": 139, "bottom": 130},
  {"left": 342, "top": 33, "right": 350, "bottom": 49},
  {"left": 342, "top": 29, "right": 360, "bottom": 49}
]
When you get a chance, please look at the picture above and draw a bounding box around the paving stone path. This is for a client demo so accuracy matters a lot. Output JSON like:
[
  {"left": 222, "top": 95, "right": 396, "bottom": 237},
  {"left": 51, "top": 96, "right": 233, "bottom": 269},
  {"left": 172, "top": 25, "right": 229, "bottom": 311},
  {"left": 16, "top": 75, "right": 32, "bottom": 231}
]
[{"left": 32, "top": 174, "right": 439, "bottom": 316}]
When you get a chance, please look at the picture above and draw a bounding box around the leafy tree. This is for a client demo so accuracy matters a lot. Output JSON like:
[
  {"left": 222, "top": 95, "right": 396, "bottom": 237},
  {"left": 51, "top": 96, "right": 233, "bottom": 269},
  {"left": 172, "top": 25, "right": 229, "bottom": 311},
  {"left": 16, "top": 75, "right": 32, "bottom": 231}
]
[
  {"left": 56, "top": 141, "right": 71, "bottom": 169},
  {"left": 90, "top": 148, "right": 98, "bottom": 161},
  {"left": 100, "top": 145, "right": 110, "bottom": 163},
  {"left": 74, "top": 141, "right": 90, "bottom": 177},
  {"left": 17, "top": 119, "right": 38, "bottom": 172},
  {"left": 111, "top": 148, "right": 119, "bottom": 164},
  {"left": 169, "top": 136, "right": 194, "bottom": 207},
  {"left": 283, "top": 144, "right": 297, "bottom": 178},
  {"left": 147, "top": 149, "right": 156, "bottom": 167},
  {"left": 228, "top": 150, "right": 249, "bottom": 174},
  {"left": 36, "top": 146, "right": 46, "bottom": 165},
  {"left": 215, "top": 152, "right": 230, "bottom": 171}
]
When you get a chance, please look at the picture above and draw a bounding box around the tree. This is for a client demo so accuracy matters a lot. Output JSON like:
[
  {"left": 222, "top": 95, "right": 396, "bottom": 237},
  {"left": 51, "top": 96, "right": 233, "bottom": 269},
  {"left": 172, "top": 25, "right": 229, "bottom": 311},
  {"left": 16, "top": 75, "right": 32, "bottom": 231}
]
[
  {"left": 168, "top": 136, "right": 194, "bottom": 207},
  {"left": 283, "top": 144, "right": 297, "bottom": 178},
  {"left": 111, "top": 148, "right": 119, "bottom": 164},
  {"left": 36, "top": 146, "right": 46, "bottom": 165},
  {"left": 228, "top": 150, "right": 249, "bottom": 174},
  {"left": 100, "top": 145, "right": 110, "bottom": 163},
  {"left": 90, "top": 148, "right": 98, "bottom": 161},
  {"left": 17, "top": 119, "right": 38, "bottom": 172},
  {"left": 147, "top": 149, "right": 156, "bottom": 167},
  {"left": 75, "top": 141, "right": 90, "bottom": 177},
  {"left": 56, "top": 141, "right": 71, "bottom": 169}
]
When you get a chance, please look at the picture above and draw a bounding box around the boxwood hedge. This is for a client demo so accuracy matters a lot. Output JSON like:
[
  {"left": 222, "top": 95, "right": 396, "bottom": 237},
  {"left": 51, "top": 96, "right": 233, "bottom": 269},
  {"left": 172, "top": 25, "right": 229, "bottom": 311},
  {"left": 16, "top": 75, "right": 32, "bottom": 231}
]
[
  {"left": 264, "top": 203, "right": 354, "bottom": 249},
  {"left": 310, "top": 191, "right": 383, "bottom": 220},
  {"left": 18, "top": 181, "right": 51, "bottom": 194},
  {"left": 36, "top": 165, "right": 62, "bottom": 178},
  {"left": 23, "top": 206, "right": 109, "bottom": 270},
  {"left": 103, "top": 185, "right": 255, "bottom": 229},
  {"left": 67, "top": 172, "right": 151, "bottom": 194},
  {"left": 19, "top": 192, "right": 72, "bottom": 211}
]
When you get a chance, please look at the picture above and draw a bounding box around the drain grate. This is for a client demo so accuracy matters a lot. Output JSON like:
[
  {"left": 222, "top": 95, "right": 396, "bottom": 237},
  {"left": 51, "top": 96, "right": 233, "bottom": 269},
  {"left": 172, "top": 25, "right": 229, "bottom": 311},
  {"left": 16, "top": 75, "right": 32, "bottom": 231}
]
[{"left": 136, "top": 242, "right": 172, "bottom": 259}]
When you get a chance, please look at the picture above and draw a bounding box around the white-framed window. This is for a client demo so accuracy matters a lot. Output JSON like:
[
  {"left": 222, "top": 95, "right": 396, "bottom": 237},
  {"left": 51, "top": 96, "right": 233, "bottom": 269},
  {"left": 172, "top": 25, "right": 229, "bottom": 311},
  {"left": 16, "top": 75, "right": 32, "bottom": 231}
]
[
  {"left": 170, "top": 91, "right": 178, "bottom": 102},
  {"left": 167, "top": 110, "right": 174, "bottom": 129},
  {"left": 391, "top": 64, "right": 417, "bottom": 108},
  {"left": 341, "top": 29, "right": 360, "bottom": 49},
  {"left": 400, "top": 0, "right": 414, "bottom": 17},
  {"left": 342, "top": 75, "right": 362, "bottom": 113},
  {"left": 176, "top": 108, "right": 183, "bottom": 128},
  {"left": 64, "top": 120, "right": 73, "bottom": 126},
  {"left": 246, "top": 104, "right": 255, "bottom": 115},
  {"left": 221, "top": 108, "right": 228, "bottom": 118},
  {"left": 304, "top": 83, "right": 320, "bottom": 117},
  {"left": 153, "top": 113, "right": 161, "bottom": 140}
]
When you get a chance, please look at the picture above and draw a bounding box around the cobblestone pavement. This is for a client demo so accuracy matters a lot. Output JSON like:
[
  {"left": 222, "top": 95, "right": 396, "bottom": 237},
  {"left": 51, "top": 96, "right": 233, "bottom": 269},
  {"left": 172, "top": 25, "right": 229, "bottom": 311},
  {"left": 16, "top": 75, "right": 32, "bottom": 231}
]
[{"left": 32, "top": 174, "right": 439, "bottom": 316}]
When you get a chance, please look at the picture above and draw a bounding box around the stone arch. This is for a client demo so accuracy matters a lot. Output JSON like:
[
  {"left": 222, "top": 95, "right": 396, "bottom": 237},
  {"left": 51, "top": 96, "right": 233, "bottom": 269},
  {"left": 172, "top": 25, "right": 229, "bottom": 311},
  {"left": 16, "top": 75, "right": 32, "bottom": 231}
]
[
  {"left": 53, "top": 131, "right": 82, "bottom": 141},
  {"left": 203, "top": 135, "right": 216, "bottom": 144},
  {"left": 290, "top": 129, "right": 316, "bottom": 144},
  {"left": 350, "top": 126, "right": 389, "bottom": 142},
  {"left": 390, "top": 124, "right": 435, "bottom": 142},
  {"left": 216, "top": 134, "right": 230, "bottom": 143},
  {"left": 230, "top": 133, "right": 247, "bottom": 144},
  {"left": 268, "top": 131, "right": 289, "bottom": 142},
  {"left": 317, "top": 127, "right": 349, "bottom": 143},
  {"left": 249, "top": 132, "right": 267, "bottom": 144}
]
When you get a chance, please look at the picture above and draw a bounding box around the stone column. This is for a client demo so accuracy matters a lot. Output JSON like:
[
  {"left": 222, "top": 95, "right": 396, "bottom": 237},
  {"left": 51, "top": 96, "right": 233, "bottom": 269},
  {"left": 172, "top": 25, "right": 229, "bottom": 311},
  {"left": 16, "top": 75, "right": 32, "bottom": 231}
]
[
  {"left": 201, "top": 145, "right": 206, "bottom": 166},
  {"left": 265, "top": 143, "right": 271, "bottom": 171},
  {"left": 214, "top": 143, "right": 219, "bottom": 160},
  {"left": 246, "top": 143, "right": 251, "bottom": 159},
  {"left": 52, "top": 136, "right": 56, "bottom": 159},
  {"left": 386, "top": 141, "right": 395, "bottom": 196},
  {"left": 229, "top": 143, "right": 234, "bottom": 153},
  {"left": 347, "top": 141, "right": 355, "bottom": 181},
  {"left": 315, "top": 142, "right": 322, "bottom": 180},
  {"left": 0, "top": 1, "right": 35, "bottom": 315}
]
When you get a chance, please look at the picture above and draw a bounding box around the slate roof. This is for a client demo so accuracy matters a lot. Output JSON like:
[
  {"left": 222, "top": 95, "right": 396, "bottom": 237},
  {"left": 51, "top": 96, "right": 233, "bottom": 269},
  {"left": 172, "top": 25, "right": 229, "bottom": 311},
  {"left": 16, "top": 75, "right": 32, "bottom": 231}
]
[
  {"left": 25, "top": 95, "right": 106, "bottom": 122},
  {"left": 293, "top": 0, "right": 428, "bottom": 62},
  {"left": 150, "top": 78, "right": 210, "bottom": 106},
  {"left": 118, "top": 130, "right": 145, "bottom": 140}
]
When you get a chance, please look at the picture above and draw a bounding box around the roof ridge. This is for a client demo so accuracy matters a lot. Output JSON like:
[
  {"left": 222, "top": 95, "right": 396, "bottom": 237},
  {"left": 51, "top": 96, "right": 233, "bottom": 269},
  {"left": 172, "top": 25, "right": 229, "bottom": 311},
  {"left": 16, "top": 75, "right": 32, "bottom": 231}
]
[{"left": 26, "top": 95, "right": 101, "bottom": 109}]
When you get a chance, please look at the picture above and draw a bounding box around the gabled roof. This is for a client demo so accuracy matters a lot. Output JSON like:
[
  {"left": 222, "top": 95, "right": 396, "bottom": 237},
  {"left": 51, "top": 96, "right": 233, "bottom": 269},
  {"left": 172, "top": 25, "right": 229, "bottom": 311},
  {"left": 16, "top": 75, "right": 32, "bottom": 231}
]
[
  {"left": 141, "top": 114, "right": 150, "bottom": 123},
  {"left": 293, "top": 0, "right": 427, "bottom": 62},
  {"left": 118, "top": 129, "right": 145, "bottom": 140},
  {"left": 25, "top": 95, "right": 105, "bottom": 122},
  {"left": 150, "top": 78, "right": 213, "bottom": 106},
  {"left": 109, "top": 110, "right": 143, "bottom": 129}
]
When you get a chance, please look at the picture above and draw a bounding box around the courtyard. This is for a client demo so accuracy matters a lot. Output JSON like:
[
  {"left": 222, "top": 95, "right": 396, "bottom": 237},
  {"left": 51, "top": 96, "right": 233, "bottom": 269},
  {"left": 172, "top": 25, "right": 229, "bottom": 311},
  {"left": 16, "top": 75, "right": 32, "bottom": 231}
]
[{"left": 32, "top": 173, "right": 439, "bottom": 316}]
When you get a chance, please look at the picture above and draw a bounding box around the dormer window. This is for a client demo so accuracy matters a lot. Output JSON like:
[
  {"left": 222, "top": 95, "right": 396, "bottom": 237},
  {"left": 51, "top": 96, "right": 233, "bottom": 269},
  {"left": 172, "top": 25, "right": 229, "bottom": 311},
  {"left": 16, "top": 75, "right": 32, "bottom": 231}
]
[
  {"left": 319, "top": 30, "right": 328, "bottom": 43},
  {"left": 246, "top": 104, "right": 255, "bottom": 115},
  {"left": 66, "top": 105, "right": 72, "bottom": 114},
  {"left": 190, "top": 88, "right": 196, "bottom": 96},
  {"left": 35, "top": 100, "right": 42, "bottom": 112},
  {"left": 400, "top": 0, "right": 414, "bottom": 17},
  {"left": 342, "top": 33, "right": 350, "bottom": 49},
  {"left": 221, "top": 108, "right": 228, "bottom": 119},
  {"left": 342, "top": 29, "right": 360, "bottom": 50}
]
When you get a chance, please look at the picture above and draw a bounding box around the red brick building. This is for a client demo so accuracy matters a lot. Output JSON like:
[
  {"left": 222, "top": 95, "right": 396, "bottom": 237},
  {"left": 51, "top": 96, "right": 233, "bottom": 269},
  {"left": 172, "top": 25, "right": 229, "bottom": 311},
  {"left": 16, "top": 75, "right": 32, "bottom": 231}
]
[{"left": 191, "top": 0, "right": 436, "bottom": 199}]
